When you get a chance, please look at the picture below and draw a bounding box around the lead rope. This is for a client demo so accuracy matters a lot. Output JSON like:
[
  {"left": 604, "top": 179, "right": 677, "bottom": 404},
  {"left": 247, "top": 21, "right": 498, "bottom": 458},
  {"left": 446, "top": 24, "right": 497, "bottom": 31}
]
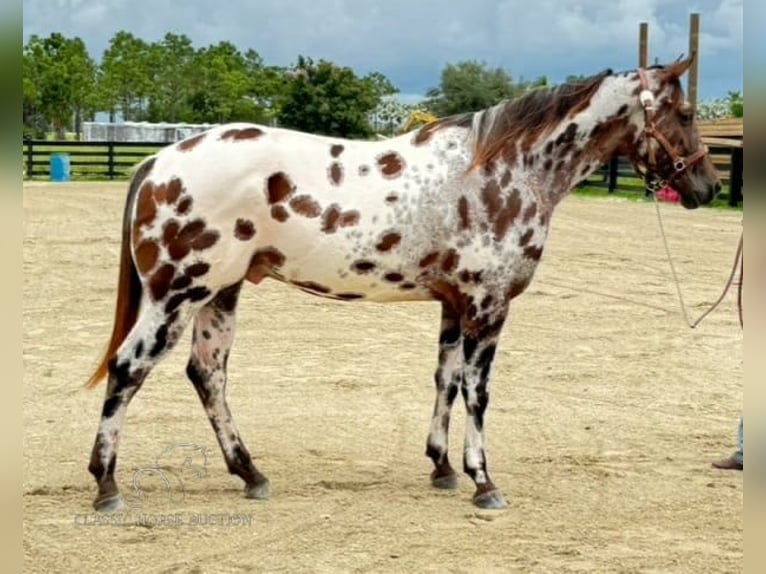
[{"left": 652, "top": 194, "right": 744, "bottom": 329}]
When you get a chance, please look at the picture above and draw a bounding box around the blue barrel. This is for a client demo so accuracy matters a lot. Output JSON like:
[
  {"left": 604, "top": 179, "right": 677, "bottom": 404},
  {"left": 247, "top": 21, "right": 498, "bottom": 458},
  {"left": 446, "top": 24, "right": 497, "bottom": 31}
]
[{"left": 50, "top": 153, "right": 70, "bottom": 182}]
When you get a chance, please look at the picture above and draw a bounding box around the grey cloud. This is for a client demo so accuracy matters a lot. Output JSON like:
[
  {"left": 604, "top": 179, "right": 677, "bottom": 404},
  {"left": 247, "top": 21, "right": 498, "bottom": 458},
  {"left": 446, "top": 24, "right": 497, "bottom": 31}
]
[{"left": 23, "top": 0, "right": 742, "bottom": 99}]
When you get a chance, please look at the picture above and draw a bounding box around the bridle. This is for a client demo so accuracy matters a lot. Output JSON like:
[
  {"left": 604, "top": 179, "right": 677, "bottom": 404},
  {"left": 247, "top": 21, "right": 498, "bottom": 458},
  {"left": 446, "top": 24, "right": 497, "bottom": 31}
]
[{"left": 635, "top": 68, "right": 710, "bottom": 191}]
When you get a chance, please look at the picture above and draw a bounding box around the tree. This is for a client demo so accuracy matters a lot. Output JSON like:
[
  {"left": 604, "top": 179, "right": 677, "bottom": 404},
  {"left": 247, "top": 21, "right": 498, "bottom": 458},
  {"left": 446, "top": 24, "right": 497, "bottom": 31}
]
[
  {"left": 146, "top": 33, "right": 196, "bottom": 122},
  {"left": 188, "top": 41, "right": 263, "bottom": 123},
  {"left": 278, "top": 56, "right": 391, "bottom": 138},
  {"left": 98, "top": 31, "right": 154, "bottom": 121},
  {"left": 23, "top": 33, "right": 97, "bottom": 138},
  {"left": 424, "top": 60, "right": 523, "bottom": 116}
]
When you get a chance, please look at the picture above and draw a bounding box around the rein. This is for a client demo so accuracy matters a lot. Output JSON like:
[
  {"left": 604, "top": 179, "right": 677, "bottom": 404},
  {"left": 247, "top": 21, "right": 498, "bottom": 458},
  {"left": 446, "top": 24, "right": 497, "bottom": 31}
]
[{"left": 652, "top": 194, "right": 744, "bottom": 329}]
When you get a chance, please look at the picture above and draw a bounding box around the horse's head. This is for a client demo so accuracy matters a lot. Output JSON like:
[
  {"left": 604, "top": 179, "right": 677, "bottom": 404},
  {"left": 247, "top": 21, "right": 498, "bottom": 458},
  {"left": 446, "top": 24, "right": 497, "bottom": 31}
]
[{"left": 627, "top": 56, "right": 721, "bottom": 209}]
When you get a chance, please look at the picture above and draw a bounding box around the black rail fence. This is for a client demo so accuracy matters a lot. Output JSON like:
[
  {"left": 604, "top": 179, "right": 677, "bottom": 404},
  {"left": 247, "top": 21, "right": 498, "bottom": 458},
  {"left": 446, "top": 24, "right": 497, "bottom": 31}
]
[
  {"left": 583, "top": 144, "right": 743, "bottom": 207},
  {"left": 23, "top": 139, "right": 742, "bottom": 207},
  {"left": 23, "top": 139, "right": 167, "bottom": 181}
]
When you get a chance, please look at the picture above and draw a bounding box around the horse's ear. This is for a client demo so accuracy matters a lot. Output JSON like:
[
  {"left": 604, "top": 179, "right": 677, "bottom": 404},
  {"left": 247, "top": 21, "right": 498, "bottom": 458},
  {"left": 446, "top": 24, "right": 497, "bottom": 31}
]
[{"left": 662, "top": 53, "right": 695, "bottom": 80}]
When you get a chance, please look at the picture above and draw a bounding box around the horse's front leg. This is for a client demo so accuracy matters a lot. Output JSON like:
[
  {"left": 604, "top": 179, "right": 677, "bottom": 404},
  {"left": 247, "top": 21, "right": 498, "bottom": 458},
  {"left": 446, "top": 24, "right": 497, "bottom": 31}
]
[
  {"left": 425, "top": 302, "right": 463, "bottom": 490},
  {"left": 460, "top": 302, "right": 509, "bottom": 509}
]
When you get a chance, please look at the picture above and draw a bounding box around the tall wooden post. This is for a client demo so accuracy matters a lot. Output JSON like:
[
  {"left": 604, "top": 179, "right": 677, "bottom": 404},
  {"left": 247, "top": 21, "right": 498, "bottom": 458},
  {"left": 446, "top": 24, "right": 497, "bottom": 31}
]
[
  {"left": 688, "top": 13, "right": 700, "bottom": 109},
  {"left": 639, "top": 22, "right": 649, "bottom": 68}
]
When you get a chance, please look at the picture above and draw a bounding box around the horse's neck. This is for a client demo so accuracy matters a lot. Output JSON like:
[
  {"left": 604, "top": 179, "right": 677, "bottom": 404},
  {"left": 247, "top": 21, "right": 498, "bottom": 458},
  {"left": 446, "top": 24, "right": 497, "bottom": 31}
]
[{"left": 524, "top": 76, "right": 641, "bottom": 207}]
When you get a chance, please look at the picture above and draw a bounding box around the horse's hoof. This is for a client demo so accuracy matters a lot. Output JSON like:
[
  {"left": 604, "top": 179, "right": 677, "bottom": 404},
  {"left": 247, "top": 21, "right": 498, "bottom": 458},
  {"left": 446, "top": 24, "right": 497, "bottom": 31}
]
[
  {"left": 93, "top": 494, "right": 124, "bottom": 513},
  {"left": 431, "top": 473, "right": 459, "bottom": 490},
  {"left": 245, "top": 480, "right": 270, "bottom": 500},
  {"left": 473, "top": 489, "right": 508, "bottom": 510}
]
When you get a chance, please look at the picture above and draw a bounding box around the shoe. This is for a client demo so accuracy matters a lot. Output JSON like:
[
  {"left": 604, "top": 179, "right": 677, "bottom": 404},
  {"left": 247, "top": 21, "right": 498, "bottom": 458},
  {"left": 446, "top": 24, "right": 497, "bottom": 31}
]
[{"left": 712, "top": 455, "right": 743, "bottom": 471}]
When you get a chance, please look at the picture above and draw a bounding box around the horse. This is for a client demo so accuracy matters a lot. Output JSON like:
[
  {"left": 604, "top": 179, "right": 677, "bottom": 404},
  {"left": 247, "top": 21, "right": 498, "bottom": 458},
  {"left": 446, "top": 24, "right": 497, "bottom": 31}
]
[{"left": 84, "top": 56, "right": 720, "bottom": 512}]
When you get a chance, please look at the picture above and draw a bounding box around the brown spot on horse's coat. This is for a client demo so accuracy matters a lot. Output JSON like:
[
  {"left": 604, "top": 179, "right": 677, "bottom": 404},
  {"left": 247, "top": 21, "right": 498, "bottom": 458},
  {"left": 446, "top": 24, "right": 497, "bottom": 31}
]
[
  {"left": 267, "top": 172, "right": 295, "bottom": 204},
  {"left": 519, "top": 228, "right": 534, "bottom": 246},
  {"left": 481, "top": 180, "right": 503, "bottom": 218},
  {"left": 163, "top": 219, "right": 181, "bottom": 246},
  {"left": 135, "top": 182, "right": 157, "bottom": 233},
  {"left": 322, "top": 205, "right": 341, "bottom": 233},
  {"left": 166, "top": 219, "right": 215, "bottom": 260},
  {"left": 220, "top": 127, "right": 264, "bottom": 141},
  {"left": 271, "top": 205, "right": 290, "bottom": 222},
  {"left": 384, "top": 272, "right": 404, "bottom": 282},
  {"left": 177, "top": 133, "right": 206, "bottom": 152},
  {"left": 507, "top": 276, "right": 532, "bottom": 300},
  {"left": 135, "top": 239, "right": 160, "bottom": 275},
  {"left": 441, "top": 249, "right": 459, "bottom": 273},
  {"left": 493, "top": 189, "right": 522, "bottom": 240},
  {"left": 336, "top": 292, "right": 365, "bottom": 300},
  {"left": 250, "top": 247, "right": 286, "bottom": 269},
  {"left": 330, "top": 144, "right": 344, "bottom": 158},
  {"left": 400, "top": 282, "right": 417, "bottom": 290},
  {"left": 293, "top": 280, "right": 331, "bottom": 294},
  {"left": 185, "top": 262, "right": 210, "bottom": 277},
  {"left": 176, "top": 196, "right": 193, "bottom": 215},
  {"left": 377, "top": 152, "right": 406, "bottom": 178},
  {"left": 351, "top": 260, "right": 377, "bottom": 274},
  {"left": 191, "top": 230, "right": 219, "bottom": 251},
  {"left": 522, "top": 202, "right": 538, "bottom": 223},
  {"left": 321, "top": 204, "right": 359, "bottom": 233},
  {"left": 339, "top": 209, "right": 359, "bottom": 228},
  {"left": 524, "top": 245, "right": 544, "bottom": 261},
  {"left": 500, "top": 170, "right": 512, "bottom": 188},
  {"left": 376, "top": 231, "right": 402, "bottom": 252},
  {"left": 329, "top": 162, "right": 343, "bottom": 185},
  {"left": 149, "top": 263, "right": 176, "bottom": 301},
  {"left": 384, "top": 193, "right": 399, "bottom": 203},
  {"left": 289, "top": 195, "right": 322, "bottom": 218},
  {"left": 457, "top": 196, "right": 471, "bottom": 230},
  {"left": 419, "top": 252, "right": 440, "bottom": 268},
  {"left": 358, "top": 165, "right": 370, "bottom": 176},
  {"left": 234, "top": 219, "right": 256, "bottom": 240},
  {"left": 165, "top": 179, "right": 183, "bottom": 204},
  {"left": 170, "top": 274, "right": 192, "bottom": 290}
]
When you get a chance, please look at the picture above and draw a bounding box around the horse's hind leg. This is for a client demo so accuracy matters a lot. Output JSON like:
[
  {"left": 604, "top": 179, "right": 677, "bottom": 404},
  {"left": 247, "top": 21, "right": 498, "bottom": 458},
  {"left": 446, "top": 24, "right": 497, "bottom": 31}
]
[
  {"left": 425, "top": 302, "right": 463, "bottom": 490},
  {"left": 88, "top": 304, "right": 196, "bottom": 511},
  {"left": 185, "top": 281, "right": 270, "bottom": 499}
]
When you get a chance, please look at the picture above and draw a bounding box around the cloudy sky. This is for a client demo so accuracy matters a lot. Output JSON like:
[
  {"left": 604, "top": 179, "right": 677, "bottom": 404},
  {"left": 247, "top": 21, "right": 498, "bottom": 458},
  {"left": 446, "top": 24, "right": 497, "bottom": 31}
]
[{"left": 23, "top": 0, "right": 742, "bottom": 101}]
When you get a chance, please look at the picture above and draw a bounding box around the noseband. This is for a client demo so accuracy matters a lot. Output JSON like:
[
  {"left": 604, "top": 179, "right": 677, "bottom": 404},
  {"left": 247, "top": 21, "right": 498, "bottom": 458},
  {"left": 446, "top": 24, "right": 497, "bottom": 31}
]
[{"left": 635, "top": 68, "right": 709, "bottom": 191}]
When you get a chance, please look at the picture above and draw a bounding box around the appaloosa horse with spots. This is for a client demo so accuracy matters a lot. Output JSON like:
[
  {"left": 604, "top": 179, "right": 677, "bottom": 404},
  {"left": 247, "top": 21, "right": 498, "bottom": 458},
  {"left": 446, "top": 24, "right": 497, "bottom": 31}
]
[{"left": 86, "top": 57, "right": 720, "bottom": 511}]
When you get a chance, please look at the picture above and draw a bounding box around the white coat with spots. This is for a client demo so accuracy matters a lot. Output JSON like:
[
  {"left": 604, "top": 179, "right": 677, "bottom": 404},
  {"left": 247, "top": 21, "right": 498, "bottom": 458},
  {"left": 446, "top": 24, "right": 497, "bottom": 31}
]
[{"left": 86, "top": 58, "right": 720, "bottom": 512}]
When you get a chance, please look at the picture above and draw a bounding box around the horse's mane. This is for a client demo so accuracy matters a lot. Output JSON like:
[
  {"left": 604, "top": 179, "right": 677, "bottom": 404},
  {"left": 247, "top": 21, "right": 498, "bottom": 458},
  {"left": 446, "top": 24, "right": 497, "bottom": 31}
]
[{"left": 467, "top": 69, "right": 613, "bottom": 169}]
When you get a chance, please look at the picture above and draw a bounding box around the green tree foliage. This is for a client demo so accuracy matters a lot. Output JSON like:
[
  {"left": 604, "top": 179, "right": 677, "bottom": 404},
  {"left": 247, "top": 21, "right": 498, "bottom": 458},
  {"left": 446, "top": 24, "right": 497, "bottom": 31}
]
[
  {"left": 278, "top": 56, "right": 393, "bottom": 138},
  {"left": 23, "top": 33, "right": 97, "bottom": 138},
  {"left": 98, "top": 31, "right": 154, "bottom": 121},
  {"left": 144, "top": 33, "right": 197, "bottom": 122},
  {"left": 424, "top": 60, "right": 524, "bottom": 116},
  {"left": 188, "top": 42, "right": 267, "bottom": 123}
]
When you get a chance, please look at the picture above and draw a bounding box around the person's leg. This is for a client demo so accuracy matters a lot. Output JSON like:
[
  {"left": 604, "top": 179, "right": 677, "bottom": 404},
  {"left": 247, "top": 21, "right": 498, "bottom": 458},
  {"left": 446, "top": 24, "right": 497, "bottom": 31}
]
[{"left": 712, "top": 415, "right": 743, "bottom": 470}]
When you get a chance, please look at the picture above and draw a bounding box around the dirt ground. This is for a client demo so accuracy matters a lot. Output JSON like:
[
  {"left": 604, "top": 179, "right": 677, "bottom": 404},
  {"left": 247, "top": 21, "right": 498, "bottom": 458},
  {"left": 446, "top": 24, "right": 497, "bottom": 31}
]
[{"left": 23, "top": 182, "right": 743, "bottom": 573}]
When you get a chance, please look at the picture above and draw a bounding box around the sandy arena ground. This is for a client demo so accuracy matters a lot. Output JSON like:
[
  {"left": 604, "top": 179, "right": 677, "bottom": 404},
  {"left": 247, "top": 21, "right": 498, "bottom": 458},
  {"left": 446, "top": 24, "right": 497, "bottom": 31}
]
[{"left": 23, "top": 182, "right": 743, "bottom": 573}]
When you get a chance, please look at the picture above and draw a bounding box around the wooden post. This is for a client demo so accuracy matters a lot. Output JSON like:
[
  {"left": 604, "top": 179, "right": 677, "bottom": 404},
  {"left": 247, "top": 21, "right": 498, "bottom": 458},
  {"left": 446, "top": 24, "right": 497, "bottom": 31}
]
[
  {"left": 688, "top": 13, "right": 700, "bottom": 110},
  {"left": 608, "top": 157, "right": 619, "bottom": 193},
  {"left": 26, "top": 140, "right": 34, "bottom": 179},
  {"left": 107, "top": 143, "right": 116, "bottom": 180},
  {"left": 639, "top": 22, "right": 649, "bottom": 68},
  {"left": 729, "top": 147, "right": 743, "bottom": 207}
]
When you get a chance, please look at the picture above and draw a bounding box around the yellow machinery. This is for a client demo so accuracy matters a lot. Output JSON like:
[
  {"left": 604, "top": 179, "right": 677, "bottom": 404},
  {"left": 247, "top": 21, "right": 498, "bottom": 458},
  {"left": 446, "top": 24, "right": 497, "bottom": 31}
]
[{"left": 399, "top": 110, "right": 438, "bottom": 134}]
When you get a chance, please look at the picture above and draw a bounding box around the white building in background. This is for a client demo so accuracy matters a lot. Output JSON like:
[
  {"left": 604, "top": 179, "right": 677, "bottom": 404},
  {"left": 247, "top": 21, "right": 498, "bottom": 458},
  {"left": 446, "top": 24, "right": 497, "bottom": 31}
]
[{"left": 82, "top": 121, "right": 219, "bottom": 143}]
